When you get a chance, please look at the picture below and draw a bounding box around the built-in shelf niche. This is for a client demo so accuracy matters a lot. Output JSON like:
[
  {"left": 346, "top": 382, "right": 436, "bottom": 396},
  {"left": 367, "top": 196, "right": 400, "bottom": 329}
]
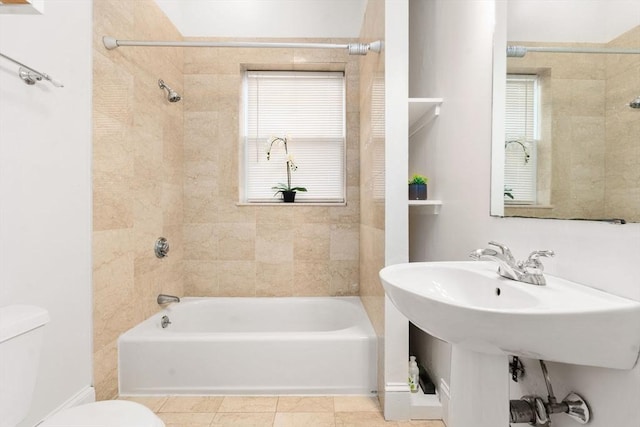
[{"left": 0, "top": 0, "right": 44, "bottom": 14}]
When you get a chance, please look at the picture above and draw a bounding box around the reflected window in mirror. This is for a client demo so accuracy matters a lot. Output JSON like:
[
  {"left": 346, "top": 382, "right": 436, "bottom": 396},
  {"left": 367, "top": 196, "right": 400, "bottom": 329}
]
[{"left": 505, "top": 75, "right": 539, "bottom": 205}]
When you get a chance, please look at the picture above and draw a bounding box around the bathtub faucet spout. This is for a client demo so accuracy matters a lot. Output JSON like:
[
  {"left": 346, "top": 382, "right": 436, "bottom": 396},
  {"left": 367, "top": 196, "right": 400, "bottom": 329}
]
[{"left": 157, "top": 294, "right": 181, "bottom": 305}]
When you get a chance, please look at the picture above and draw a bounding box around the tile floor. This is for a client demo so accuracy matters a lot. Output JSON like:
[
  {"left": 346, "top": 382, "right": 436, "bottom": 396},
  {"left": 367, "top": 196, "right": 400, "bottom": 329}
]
[{"left": 121, "top": 395, "right": 446, "bottom": 427}]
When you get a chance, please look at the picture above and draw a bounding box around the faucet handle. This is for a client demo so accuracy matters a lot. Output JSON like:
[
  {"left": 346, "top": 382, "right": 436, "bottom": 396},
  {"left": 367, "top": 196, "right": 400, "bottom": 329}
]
[
  {"left": 523, "top": 250, "right": 555, "bottom": 271},
  {"left": 488, "top": 241, "right": 516, "bottom": 262}
]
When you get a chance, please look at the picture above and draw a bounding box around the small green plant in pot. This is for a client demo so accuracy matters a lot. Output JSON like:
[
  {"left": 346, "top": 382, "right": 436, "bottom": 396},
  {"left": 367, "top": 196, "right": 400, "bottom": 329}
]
[{"left": 408, "top": 174, "right": 428, "bottom": 200}]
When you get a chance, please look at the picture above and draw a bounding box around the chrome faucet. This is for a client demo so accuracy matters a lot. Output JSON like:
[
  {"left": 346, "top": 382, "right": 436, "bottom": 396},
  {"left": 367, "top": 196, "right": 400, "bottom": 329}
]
[
  {"left": 470, "top": 241, "right": 554, "bottom": 285},
  {"left": 157, "top": 294, "right": 180, "bottom": 305}
]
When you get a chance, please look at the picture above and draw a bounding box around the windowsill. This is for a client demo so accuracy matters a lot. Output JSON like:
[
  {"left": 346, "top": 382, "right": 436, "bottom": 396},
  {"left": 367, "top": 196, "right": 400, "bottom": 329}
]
[
  {"left": 505, "top": 204, "right": 554, "bottom": 210},
  {"left": 236, "top": 202, "right": 347, "bottom": 207}
]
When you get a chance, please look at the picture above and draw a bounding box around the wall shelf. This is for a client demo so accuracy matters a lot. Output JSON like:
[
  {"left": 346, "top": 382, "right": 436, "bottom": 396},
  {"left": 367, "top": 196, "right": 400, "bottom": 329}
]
[
  {"left": 409, "top": 98, "right": 443, "bottom": 137},
  {"left": 0, "top": 0, "right": 43, "bottom": 14},
  {"left": 409, "top": 199, "right": 442, "bottom": 215}
]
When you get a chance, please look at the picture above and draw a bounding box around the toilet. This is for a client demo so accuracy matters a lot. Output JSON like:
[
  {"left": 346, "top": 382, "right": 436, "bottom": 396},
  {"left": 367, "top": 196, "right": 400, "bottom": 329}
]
[{"left": 0, "top": 305, "right": 164, "bottom": 427}]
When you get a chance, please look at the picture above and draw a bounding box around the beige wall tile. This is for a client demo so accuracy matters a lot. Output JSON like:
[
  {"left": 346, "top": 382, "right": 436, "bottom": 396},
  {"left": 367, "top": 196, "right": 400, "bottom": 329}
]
[
  {"left": 217, "top": 223, "right": 256, "bottom": 260},
  {"left": 218, "top": 261, "right": 256, "bottom": 296},
  {"left": 293, "top": 260, "right": 331, "bottom": 296},
  {"left": 180, "top": 38, "right": 361, "bottom": 298},
  {"left": 184, "top": 74, "right": 219, "bottom": 113},
  {"left": 183, "top": 223, "right": 217, "bottom": 260},
  {"left": 330, "top": 260, "right": 359, "bottom": 296},
  {"left": 330, "top": 224, "right": 360, "bottom": 261},
  {"left": 256, "top": 206, "right": 295, "bottom": 224},
  {"left": 293, "top": 223, "right": 331, "bottom": 260},
  {"left": 256, "top": 223, "right": 293, "bottom": 262},
  {"left": 256, "top": 262, "right": 294, "bottom": 296},
  {"left": 93, "top": 175, "right": 134, "bottom": 231},
  {"left": 358, "top": 0, "right": 386, "bottom": 401},
  {"left": 184, "top": 111, "right": 219, "bottom": 162},
  {"left": 93, "top": 0, "right": 184, "bottom": 399},
  {"left": 93, "top": 340, "right": 119, "bottom": 401},
  {"left": 184, "top": 260, "right": 218, "bottom": 296},
  {"left": 184, "top": 184, "right": 219, "bottom": 224},
  {"left": 93, "top": 229, "right": 136, "bottom": 351}
]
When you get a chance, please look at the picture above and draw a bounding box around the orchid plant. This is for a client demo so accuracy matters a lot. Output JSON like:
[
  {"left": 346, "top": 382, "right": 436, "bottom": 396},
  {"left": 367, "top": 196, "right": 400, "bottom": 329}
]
[{"left": 265, "top": 135, "right": 307, "bottom": 198}]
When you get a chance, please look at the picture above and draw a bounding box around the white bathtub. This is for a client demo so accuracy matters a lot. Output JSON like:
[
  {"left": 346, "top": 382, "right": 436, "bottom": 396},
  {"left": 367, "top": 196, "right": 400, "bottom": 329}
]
[{"left": 118, "top": 297, "right": 377, "bottom": 396}]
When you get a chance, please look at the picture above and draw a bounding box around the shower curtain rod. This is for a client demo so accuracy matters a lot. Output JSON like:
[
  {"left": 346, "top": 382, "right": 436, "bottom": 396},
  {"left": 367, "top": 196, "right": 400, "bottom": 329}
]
[
  {"left": 0, "top": 52, "right": 64, "bottom": 87},
  {"left": 507, "top": 45, "right": 640, "bottom": 57},
  {"left": 103, "top": 36, "right": 383, "bottom": 56}
]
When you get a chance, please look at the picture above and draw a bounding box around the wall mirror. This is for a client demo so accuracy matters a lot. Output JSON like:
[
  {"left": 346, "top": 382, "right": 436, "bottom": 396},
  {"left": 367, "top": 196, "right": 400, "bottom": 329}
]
[{"left": 490, "top": 0, "right": 640, "bottom": 223}]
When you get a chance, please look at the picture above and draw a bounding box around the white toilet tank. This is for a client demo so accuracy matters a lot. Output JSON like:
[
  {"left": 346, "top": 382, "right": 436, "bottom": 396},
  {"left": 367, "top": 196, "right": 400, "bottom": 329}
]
[{"left": 0, "top": 305, "right": 50, "bottom": 427}]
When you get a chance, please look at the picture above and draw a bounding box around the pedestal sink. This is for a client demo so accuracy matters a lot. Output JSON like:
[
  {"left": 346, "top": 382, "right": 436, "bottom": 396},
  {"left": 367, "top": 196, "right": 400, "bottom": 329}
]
[{"left": 379, "top": 261, "right": 640, "bottom": 427}]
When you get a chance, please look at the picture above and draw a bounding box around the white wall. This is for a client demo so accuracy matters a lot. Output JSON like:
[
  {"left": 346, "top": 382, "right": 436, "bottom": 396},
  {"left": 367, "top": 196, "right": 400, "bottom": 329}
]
[
  {"left": 408, "top": 1, "right": 640, "bottom": 426},
  {"left": 507, "top": 0, "right": 640, "bottom": 43},
  {"left": 0, "top": 1, "right": 93, "bottom": 425},
  {"left": 154, "top": 0, "right": 367, "bottom": 38}
]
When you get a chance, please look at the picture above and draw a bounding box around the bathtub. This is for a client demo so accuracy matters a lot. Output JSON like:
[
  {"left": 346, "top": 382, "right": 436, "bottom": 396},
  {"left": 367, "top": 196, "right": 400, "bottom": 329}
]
[{"left": 118, "top": 297, "right": 377, "bottom": 396}]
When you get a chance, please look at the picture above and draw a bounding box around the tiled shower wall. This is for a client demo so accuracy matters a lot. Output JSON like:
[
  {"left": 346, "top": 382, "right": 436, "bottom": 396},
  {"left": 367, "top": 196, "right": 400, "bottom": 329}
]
[
  {"left": 92, "top": 0, "right": 185, "bottom": 400},
  {"left": 93, "top": 0, "right": 363, "bottom": 399},
  {"left": 505, "top": 25, "right": 640, "bottom": 221},
  {"left": 605, "top": 25, "right": 640, "bottom": 220},
  {"left": 358, "top": 0, "right": 386, "bottom": 398},
  {"left": 505, "top": 42, "right": 607, "bottom": 219},
  {"left": 181, "top": 43, "right": 361, "bottom": 297}
]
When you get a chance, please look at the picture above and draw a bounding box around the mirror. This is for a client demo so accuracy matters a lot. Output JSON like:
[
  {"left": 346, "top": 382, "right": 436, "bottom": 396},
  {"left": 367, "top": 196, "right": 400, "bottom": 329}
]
[{"left": 491, "top": 0, "right": 640, "bottom": 223}]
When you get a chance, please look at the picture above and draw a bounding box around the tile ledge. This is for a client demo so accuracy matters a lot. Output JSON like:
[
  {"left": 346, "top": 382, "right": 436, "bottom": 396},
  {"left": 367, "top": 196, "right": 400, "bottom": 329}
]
[{"left": 236, "top": 202, "right": 347, "bottom": 207}]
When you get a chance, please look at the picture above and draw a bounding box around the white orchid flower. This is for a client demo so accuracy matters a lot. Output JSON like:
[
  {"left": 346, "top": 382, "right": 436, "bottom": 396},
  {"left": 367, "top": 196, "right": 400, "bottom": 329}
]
[{"left": 287, "top": 153, "right": 298, "bottom": 171}]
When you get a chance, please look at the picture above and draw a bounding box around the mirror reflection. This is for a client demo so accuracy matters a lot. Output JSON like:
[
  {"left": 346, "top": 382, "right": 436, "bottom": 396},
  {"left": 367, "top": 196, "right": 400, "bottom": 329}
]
[{"left": 494, "top": 0, "right": 640, "bottom": 223}]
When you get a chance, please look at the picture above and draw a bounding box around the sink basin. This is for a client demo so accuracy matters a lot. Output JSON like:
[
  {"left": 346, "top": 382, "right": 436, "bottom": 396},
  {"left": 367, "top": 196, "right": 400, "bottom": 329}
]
[{"left": 380, "top": 261, "right": 640, "bottom": 369}]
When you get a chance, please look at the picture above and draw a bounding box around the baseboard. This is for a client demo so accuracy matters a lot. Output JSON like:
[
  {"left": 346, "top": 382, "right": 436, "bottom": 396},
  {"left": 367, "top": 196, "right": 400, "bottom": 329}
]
[
  {"left": 439, "top": 379, "right": 450, "bottom": 426},
  {"left": 36, "top": 386, "right": 95, "bottom": 425},
  {"left": 383, "top": 382, "right": 411, "bottom": 421},
  {"left": 410, "top": 386, "right": 443, "bottom": 420}
]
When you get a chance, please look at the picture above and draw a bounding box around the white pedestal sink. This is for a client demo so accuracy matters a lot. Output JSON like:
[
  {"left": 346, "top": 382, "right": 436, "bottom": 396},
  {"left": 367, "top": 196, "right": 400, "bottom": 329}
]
[{"left": 380, "top": 261, "right": 640, "bottom": 427}]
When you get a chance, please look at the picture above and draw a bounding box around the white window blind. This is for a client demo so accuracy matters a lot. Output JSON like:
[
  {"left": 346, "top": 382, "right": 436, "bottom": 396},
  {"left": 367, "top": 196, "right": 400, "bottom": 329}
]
[
  {"left": 244, "top": 71, "right": 345, "bottom": 203},
  {"left": 505, "top": 75, "right": 538, "bottom": 204}
]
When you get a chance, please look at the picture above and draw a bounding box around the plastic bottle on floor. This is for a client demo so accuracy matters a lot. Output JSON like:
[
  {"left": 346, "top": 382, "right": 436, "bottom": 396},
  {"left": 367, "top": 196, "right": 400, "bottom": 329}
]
[{"left": 409, "top": 356, "right": 419, "bottom": 393}]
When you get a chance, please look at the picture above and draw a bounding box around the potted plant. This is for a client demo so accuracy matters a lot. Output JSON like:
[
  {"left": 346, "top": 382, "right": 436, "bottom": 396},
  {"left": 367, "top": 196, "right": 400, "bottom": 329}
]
[
  {"left": 266, "top": 136, "right": 307, "bottom": 203},
  {"left": 408, "top": 174, "right": 428, "bottom": 200}
]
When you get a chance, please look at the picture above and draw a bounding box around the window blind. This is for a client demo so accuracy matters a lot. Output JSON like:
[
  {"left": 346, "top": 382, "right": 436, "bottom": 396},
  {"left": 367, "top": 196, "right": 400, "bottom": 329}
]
[
  {"left": 244, "top": 71, "right": 345, "bottom": 202},
  {"left": 505, "top": 75, "right": 538, "bottom": 204}
]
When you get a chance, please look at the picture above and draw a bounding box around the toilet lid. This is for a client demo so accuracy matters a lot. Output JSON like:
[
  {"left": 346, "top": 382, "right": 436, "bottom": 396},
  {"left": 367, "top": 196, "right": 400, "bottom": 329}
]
[{"left": 39, "top": 400, "right": 165, "bottom": 427}]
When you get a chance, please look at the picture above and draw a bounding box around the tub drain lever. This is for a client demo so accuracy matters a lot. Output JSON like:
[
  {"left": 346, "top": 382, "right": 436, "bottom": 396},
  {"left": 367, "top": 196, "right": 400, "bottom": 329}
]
[{"left": 161, "top": 315, "right": 171, "bottom": 328}]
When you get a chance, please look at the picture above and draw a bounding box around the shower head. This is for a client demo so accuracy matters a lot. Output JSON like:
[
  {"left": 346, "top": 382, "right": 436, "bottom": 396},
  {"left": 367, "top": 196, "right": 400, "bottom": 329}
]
[
  {"left": 629, "top": 96, "right": 640, "bottom": 109},
  {"left": 158, "top": 79, "right": 181, "bottom": 103}
]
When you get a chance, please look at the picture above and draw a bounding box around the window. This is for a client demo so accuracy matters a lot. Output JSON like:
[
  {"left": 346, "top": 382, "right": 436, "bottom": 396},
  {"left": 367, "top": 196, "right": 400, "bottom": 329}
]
[
  {"left": 505, "top": 74, "right": 539, "bottom": 205},
  {"left": 243, "top": 71, "right": 345, "bottom": 203}
]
